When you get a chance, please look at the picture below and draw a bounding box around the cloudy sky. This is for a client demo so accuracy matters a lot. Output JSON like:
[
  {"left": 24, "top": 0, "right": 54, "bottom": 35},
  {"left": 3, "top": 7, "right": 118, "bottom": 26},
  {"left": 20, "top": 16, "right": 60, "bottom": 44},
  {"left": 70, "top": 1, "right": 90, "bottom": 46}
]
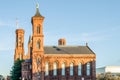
[{"left": 0, "top": 0, "right": 120, "bottom": 77}]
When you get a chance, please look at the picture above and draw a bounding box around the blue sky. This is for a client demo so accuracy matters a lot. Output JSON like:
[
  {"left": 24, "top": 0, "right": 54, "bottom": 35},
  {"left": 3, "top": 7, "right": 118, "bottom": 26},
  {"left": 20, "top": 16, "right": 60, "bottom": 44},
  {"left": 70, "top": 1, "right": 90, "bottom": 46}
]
[{"left": 0, "top": 0, "right": 120, "bottom": 77}]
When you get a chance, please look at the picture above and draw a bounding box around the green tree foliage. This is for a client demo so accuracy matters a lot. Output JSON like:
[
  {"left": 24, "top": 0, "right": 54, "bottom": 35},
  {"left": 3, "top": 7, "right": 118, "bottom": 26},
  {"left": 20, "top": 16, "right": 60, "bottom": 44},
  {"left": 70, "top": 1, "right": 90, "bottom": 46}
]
[
  {"left": 97, "top": 72, "right": 120, "bottom": 80},
  {"left": 10, "top": 59, "right": 24, "bottom": 80}
]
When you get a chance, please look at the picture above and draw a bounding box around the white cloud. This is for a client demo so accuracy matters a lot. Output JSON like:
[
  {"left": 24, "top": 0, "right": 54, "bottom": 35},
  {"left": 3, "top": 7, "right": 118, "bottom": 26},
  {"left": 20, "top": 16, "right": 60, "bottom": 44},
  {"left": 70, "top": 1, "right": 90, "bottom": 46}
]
[
  {"left": 0, "top": 21, "right": 7, "bottom": 26},
  {"left": 79, "top": 26, "right": 119, "bottom": 43},
  {"left": 80, "top": 32, "right": 109, "bottom": 42},
  {"left": 0, "top": 47, "right": 14, "bottom": 51},
  {"left": 43, "top": 29, "right": 112, "bottom": 45},
  {"left": 0, "top": 39, "right": 15, "bottom": 51},
  {"left": 0, "top": 20, "right": 16, "bottom": 27}
]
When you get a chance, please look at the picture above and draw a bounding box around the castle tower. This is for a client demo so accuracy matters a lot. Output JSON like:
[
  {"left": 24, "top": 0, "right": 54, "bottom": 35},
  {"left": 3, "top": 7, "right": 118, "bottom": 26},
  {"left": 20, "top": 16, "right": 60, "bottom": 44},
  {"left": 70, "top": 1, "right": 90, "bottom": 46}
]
[
  {"left": 31, "top": 3, "right": 45, "bottom": 80},
  {"left": 14, "top": 29, "right": 25, "bottom": 61}
]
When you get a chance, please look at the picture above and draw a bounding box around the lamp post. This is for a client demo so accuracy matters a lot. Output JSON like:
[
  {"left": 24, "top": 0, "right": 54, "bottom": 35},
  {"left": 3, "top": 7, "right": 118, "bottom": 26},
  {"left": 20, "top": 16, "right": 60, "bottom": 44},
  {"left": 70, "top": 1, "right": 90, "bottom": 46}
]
[
  {"left": 22, "top": 77, "right": 24, "bottom": 80},
  {"left": 19, "top": 77, "right": 21, "bottom": 80}
]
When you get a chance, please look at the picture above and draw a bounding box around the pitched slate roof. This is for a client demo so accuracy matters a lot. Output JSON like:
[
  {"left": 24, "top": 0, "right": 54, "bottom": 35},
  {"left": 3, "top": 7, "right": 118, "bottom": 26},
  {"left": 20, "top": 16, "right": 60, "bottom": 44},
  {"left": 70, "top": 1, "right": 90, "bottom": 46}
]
[{"left": 44, "top": 46, "right": 95, "bottom": 54}]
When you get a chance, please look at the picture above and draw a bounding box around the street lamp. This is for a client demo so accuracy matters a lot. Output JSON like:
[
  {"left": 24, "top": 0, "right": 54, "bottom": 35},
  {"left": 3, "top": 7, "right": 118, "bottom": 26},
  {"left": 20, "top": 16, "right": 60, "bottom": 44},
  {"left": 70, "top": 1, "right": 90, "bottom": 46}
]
[{"left": 19, "top": 77, "right": 21, "bottom": 80}]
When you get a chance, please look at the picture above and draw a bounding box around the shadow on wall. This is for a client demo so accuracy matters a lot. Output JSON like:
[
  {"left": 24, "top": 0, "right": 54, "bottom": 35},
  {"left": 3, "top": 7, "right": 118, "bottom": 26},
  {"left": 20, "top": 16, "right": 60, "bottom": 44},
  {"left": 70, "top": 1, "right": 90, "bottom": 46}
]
[{"left": 32, "top": 61, "right": 96, "bottom": 80}]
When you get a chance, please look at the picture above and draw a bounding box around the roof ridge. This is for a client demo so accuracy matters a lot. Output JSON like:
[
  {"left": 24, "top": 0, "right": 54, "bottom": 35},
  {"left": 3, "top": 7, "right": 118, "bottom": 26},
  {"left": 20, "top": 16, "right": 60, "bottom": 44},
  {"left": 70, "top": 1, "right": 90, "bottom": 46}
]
[
  {"left": 86, "top": 46, "right": 96, "bottom": 54},
  {"left": 44, "top": 45, "right": 86, "bottom": 47}
]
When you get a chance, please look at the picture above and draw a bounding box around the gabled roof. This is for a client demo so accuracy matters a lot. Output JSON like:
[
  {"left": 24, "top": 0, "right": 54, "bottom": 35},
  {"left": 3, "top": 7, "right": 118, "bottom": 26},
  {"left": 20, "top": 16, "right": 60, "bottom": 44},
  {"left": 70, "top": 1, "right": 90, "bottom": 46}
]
[{"left": 44, "top": 46, "right": 95, "bottom": 54}]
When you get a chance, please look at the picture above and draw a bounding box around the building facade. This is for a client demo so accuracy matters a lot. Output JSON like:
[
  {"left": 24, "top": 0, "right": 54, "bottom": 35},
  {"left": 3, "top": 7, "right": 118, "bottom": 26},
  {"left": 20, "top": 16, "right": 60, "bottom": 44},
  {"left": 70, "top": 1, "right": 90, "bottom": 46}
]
[
  {"left": 14, "top": 4, "right": 96, "bottom": 80},
  {"left": 97, "top": 66, "right": 120, "bottom": 74}
]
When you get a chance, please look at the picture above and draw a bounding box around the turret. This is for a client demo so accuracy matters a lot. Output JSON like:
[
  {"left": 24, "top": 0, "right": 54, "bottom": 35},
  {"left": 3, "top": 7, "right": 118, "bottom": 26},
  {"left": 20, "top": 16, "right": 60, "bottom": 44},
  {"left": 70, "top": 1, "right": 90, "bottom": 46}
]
[{"left": 14, "top": 29, "right": 25, "bottom": 61}]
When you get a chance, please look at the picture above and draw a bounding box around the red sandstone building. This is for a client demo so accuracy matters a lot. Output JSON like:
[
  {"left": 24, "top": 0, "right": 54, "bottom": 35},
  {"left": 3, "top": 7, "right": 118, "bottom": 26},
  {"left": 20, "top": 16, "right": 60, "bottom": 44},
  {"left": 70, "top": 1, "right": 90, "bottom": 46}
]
[{"left": 14, "top": 4, "right": 96, "bottom": 80}]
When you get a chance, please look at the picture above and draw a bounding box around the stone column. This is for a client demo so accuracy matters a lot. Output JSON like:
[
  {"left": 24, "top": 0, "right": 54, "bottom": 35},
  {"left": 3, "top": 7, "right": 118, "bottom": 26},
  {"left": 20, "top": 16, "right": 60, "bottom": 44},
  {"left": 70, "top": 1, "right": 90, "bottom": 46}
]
[
  {"left": 49, "top": 62, "right": 53, "bottom": 80},
  {"left": 58, "top": 61, "right": 61, "bottom": 80},
  {"left": 41, "top": 58, "right": 45, "bottom": 80},
  {"left": 66, "top": 62, "right": 69, "bottom": 80},
  {"left": 91, "top": 60, "right": 96, "bottom": 80},
  {"left": 82, "top": 63, "right": 86, "bottom": 76},
  {"left": 74, "top": 62, "right": 78, "bottom": 79}
]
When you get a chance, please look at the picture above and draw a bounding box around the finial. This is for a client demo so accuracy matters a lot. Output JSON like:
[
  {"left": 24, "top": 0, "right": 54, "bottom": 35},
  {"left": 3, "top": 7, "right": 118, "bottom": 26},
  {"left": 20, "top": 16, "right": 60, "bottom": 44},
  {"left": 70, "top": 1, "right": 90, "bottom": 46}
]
[
  {"left": 36, "top": 3, "right": 39, "bottom": 9},
  {"left": 86, "top": 42, "right": 88, "bottom": 46},
  {"left": 34, "top": 2, "right": 43, "bottom": 17},
  {"left": 16, "top": 18, "right": 19, "bottom": 29}
]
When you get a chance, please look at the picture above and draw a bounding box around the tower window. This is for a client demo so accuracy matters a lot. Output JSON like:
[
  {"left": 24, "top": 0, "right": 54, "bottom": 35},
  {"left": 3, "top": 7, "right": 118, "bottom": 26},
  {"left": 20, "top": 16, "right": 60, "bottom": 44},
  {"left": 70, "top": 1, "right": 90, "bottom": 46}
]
[
  {"left": 70, "top": 63, "right": 74, "bottom": 76},
  {"left": 37, "top": 26, "right": 40, "bottom": 34},
  {"left": 86, "top": 62, "right": 90, "bottom": 76},
  {"left": 78, "top": 63, "right": 82, "bottom": 76},
  {"left": 36, "top": 41, "right": 40, "bottom": 49},
  {"left": 16, "top": 36, "right": 18, "bottom": 43}
]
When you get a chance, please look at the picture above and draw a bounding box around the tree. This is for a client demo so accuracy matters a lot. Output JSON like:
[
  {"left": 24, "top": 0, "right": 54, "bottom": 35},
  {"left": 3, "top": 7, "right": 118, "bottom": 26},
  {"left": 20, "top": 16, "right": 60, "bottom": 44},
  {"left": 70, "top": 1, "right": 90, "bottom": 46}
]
[
  {"left": 10, "top": 59, "right": 24, "bottom": 80},
  {"left": 96, "top": 72, "right": 120, "bottom": 80}
]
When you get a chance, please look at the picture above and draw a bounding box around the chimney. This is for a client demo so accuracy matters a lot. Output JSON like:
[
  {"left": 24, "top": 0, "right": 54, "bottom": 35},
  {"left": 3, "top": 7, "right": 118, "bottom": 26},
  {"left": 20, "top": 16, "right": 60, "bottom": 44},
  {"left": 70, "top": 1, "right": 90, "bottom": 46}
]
[
  {"left": 86, "top": 42, "right": 88, "bottom": 46},
  {"left": 58, "top": 38, "right": 66, "bottom": 46}
]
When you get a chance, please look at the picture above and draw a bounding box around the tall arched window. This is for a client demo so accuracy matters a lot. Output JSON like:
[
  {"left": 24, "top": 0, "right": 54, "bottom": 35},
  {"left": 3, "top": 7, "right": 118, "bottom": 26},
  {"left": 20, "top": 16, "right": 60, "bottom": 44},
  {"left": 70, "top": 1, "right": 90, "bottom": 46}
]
[
  {"left": 36, "top": 41, "right": 40, "bottom": 49},
  {"left": 62, "top": 62, "right": 65, "bottom": 76},
  {"left": 45, "top": 62, "right": 49, "bottom": 76},
  {"left": 29, "top": 64, "right": 32, "bottom": 69},
  {"left": 78, "top": 63, "right": 82, "bottom": 76},
  {"left": 70, "top": 63, "right": 74, "bottom": 76},
  {"left": 53, "top": 62, "right": 57, "bottom": 76},
  {"left": 86, "top": 62, "right": 90, "bottom": 76},
  {"left": 37, "top": 26, "right": 40, "bottom": 34}
]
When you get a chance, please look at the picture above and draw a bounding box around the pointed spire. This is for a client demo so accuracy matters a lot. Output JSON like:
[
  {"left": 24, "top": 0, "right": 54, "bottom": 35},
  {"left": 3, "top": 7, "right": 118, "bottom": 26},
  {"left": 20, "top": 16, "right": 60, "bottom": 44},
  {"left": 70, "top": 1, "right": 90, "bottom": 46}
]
[{"left": 34, "top": 3, "right": 43, "bottom": 17}]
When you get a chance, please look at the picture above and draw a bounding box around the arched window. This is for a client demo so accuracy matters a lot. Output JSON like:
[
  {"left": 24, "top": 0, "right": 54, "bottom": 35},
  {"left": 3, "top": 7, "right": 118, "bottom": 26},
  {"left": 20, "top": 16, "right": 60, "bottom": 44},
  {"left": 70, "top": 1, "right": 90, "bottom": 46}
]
[
  {"left": 45, "top": 62, "right": 49, "bottom": 76},
  {"left": 37, "top": 26, "right": 40, "bottom": 34},
  {"left": 29, "top": 64, "right": 32, "bottom": 69},
  {"left": 36, "top": 41, "right": 40, "bottom": 49},
  {"left": 86, "top": 62, "right": 90, "bottom": 76},
  {"left": 70, "top": 63, "right": 74, "bottom": 76},
  {"left": 62, "top": 62, "right": 65, "bottom": 76},
  {"left": 53, "top": 62, "right": 57, "bottom": 76},
  {"left": 16, "top": 36, "right": 18, "bottom": 43},
  {"left": 78, "top": 63, "right": 82, "bottom": 76}
]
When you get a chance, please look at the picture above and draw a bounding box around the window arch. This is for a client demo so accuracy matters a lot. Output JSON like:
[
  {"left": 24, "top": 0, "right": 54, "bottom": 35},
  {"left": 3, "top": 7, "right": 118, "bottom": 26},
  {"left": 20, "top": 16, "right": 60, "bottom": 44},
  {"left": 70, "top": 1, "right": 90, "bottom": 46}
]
[
  {"left": 45, "top": 62, "right": 49, "bottom": 76},
  {"left": 36, "top": 40, "right": 40, "bottom": 49},
  {"left": 78, "top": 63, "right": 82, "bottom": 76},
  {"left": 62, "top": 62, "right": 65, "bottom": 76},
  {"left": 86, "top": 62, "right": 90, "bottom": 76},
  {"left": 53, "top": 62, "right": 57, "bottom": 76},
  {"left": 70, "top": 63, "right": 74, "bottom": 76},
  {"left": 37, "top": 26, "right": 40, "bottom": 34}
]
